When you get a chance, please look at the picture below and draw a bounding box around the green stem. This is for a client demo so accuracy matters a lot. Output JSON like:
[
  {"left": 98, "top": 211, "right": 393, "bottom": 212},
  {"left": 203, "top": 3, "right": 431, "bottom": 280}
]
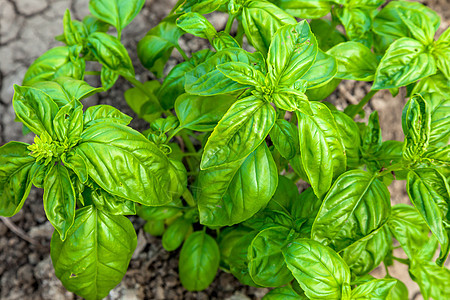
[
  {"left": 347, "top": 90, "right": 378, "bottom": 119},
  {"left": 180, "top": 151, "right": 202, "bottom": 157},
  {"left": 85, "top": 71, "right": 101, "bottom": 76},
  {"left": 376, "top": 162, "right": 408, "bottom": 178},
  {"left": 392, "top": 256, "right": 410, "bottom": 265},
  {"left": 225, "top": 15, "right": 236, "bottom": 34},
  {"left": 182, "top": 189, "right": 196, "bottom": 207},
  {"left": 167, "top": 127, "right": 183, "bottom": 141},
  {"left": 175, "top": 45, "right": 189, "bottom": 61}
]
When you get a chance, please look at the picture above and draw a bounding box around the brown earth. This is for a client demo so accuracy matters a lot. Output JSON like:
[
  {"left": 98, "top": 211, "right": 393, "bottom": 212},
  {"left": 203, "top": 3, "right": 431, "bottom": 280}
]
[{"left": 0, "top": 0, "right": 449, "bottom": 299}]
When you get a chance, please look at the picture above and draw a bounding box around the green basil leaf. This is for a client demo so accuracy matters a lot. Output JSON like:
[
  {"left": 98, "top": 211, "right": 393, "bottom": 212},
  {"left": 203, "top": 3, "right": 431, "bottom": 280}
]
[
  {"left": 137, "top": 202, "right": 182, "bottom": 221},
  {"left": 327, "top": 41, "right": 378, "bottom": 81},
  {"left": 175, "top": 93, "right": 236, "bottom": 132},
  {"left": 262, "top": 284, "right": 307, "bottom": 299},
  {"left": 228, "top": 231, "right": 260, "bottom": 287},
  {"left": 22, "top": 46, "right": 85, "bottom": 86},
  {"left": 197, "top": 143, "right": 278, "bottom": 226},
  {"left": 402, "top": 94, "right": 431, "bottom": 161},
  {"left": 272, "top": 88, "right": 311, "bottom": 113},
  {"left": 83, "top": 105, "right": 132, "bottom": 128},
  {"left": 341, "top": 226, "right": 391, "bottom": 276},
  {"left": 409, "top": 258, "right": 450, "bottom": 300},
  {"left": 217, "top": 226, "right": 253, "bottom": 271},
  {"left": 82, "top": 15, "right": 110, "bottom": 35},
  {"left": 373, "top": 38, "right": 436, "bottom": 90},
  {"left": 51, "top": 206, "right": 137, "bottom": 300},
  {"left": 83, "top": 186, "right": 136, "bottom": 215},
  {"left": 249, "top": 226, "right": 294, "bottom": 287},
  {"left": 161, "top": 217, "right": 192, "bottom": 251},
  {"left": 201, "top": 95, "right": 275, "bottom": 169},
  {"left": 30, "top": 77, "right": 102, "bottom": 107},
  {"left": 373, "top": 1, "right": 440, "bottom": 41},
  {"left": 312, "top": 170, "right": 391, "bottom": 251},
  {"left": 300, "top": 50, "right": 337, "bottom": 89},
  {"left": 270, "top": 119, "right": 298, "bottom": 160},
  {"left": 267, "top": 20, "right": 318, "bottom": 87},
  {"left": 43, "top": 164, "right": 76, "bottom": 241},
  {"left": 63, "top": 10, "right": 84, "bottom": 46},
  {"left": 406, "top": 168, "right": 450, "bottom": 265},
  {"left": 387, "top": 280, "right": 409, "bottom": 300},
  {"left": 291, "top": 187, "right": 321, "bottom": 236},
  {"left": 100, "top": 65, "right": 119, "bottom": 90},
  {"left": 242, "top": 1, "right": 296, "bottom": 55},
  {"left": 388, "top": 204, "right": 429, "bottom": 258},
  {"left": 63, "top": 151, "right": 88, "bottom": 184},
  {"left": 296, "top": 102, "right": 346, "bottom": 198},
  {"left": 175, "top": 0, "right": 228, "bottom": 14},
  {"left": 336, "top": 7, "right": 375, "bottom": 48},
  {"left": 434, "top": 28, "right": 450, "bottom": 79},
  {"left": 212, "top": 32, "right": 240, "bottom": 51},
  {"left": 332, "top": 109, "right": 361, "bottom": 168},
  {"left": 53, "top": 100, "right": 83, "bottom": 143},
  {"left": 137, "top": 16, "right": 184, "bottom": 77},
  {"left": 270, "top": 0, "right": 331, "bottom": 19},
  {"left": 176, "top": 12, "right": 216, "bottom": 41},
  {"left": 87, "top": 32, "right": 135, "bottom": 78},
  {"left": 361, "top": 111, "right": 382, "bottom": 155},
  {"left": 13, "top": 85, "right": 59, "bottom": 138},
  {"left": 167, "top": 159, "right": 188, "bottom": 201},
  {"left": 310, "top": 19, "right": 346, "bottom": 51},
  {"left": 283, "top": 238, "right": 351, "bottom": 300},
  {"left": 351, "top": 279, "right": 397, "bottom": 299},
  {"left": 76, "top": 122, "right": 172, "bottom": 205},
  {"left": 305, "top": 78, "right": 341, "bottom": 101},
  {"left": 124, "top": 80, "right": 162, "bottom": 122},
  {"left": 217, "top": 61, "right": 266, "bottom": 86},
  {"left": 179, "top": 231, "right": 220, "bottom": 291},
  {"left": 0, "top": 142, "right": 35, "bottom": 217},
  {"left": 185, "top": 48, "right": 265, "bottom": 96},
  {"left": 89, "top": 0, "right": 145, "bottom": 35}
]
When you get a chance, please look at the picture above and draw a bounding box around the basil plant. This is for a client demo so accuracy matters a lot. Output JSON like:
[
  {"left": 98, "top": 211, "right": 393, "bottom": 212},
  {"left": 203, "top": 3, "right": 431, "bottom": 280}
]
[{"left": 1, "top": 0, "right": 449, "bottom": 299}]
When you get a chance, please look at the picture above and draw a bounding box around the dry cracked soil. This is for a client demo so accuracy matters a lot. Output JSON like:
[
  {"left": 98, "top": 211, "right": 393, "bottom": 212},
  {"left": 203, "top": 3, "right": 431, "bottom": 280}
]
[{"left": 0, "top": 0, "right": 449, "bottom": 299}]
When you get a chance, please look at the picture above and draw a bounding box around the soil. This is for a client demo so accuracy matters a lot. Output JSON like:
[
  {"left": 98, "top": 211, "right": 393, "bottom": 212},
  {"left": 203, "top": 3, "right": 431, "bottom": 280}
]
[{"left": 0, "top": 0, "right": 448, "bottom": 299}]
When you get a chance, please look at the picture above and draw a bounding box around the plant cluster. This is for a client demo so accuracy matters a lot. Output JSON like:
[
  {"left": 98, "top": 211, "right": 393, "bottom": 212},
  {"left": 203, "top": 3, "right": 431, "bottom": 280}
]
[{"left": 0, "top": 0, "right": 449, "bottom": 299}]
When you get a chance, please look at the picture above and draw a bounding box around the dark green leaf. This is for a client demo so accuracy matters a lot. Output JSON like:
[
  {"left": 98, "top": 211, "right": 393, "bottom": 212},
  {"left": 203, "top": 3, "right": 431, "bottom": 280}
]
[
  {"left": 0, "top": 142, "right": 35, "bottom": 217},
  {"left": 312, "top": 170, "right": 391, "bottom": 251},
  {"left": 124, "top": 80, "right": 162, "bottom": 122},
  {"left": 162, "top": 217, "right": 192, "bottom": 251},
  {"left": 217, "top": 226, "right": 253, "bottom": 271},
  {"left": 51, "top": 206, "right": 137, "bottom": 300},
  {"left": 179, "top": 231, "right": 220, "bottom": 291}
]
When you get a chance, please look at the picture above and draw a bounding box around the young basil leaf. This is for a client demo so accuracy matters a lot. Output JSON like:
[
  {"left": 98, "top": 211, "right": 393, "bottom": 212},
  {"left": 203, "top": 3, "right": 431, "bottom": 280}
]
[
  {"left": 0, "top": 142, "right": 35, "bottom": 217},
  {"left": 63, "top": 10, "right": 84, "bottom": 46},
  {"left": 373, "top": 38, "right": 436, "bottom": 90},
  {"left": 167, "top": 159, "right": 188, "bottom": 201},
  {"left": 387, "top": 204, "right": 429, "bottom": 258},
  {"left": 143, "top": 219, "right": 165, "bottom": 236},
  {"left": 75, "top": 122, "right": 172, "bottom": 205},
  {"left": 43, "top": 164, "right": 76, "bottom": 241},
  {"left": 282, "top": 238, "right": 352, "bottom": 300},
  {"left": 262, "top": 284, "right": 307, "bottom": 299},
  {"left": 335, "top": 7, "right": 376, "bottom": 48},
  {"left": 13, "top": 85, "right": 59, "bottom": 138},
  {"left": 351, "top": 279, "right": 397, "bottom": 299},
  {"left": 201, "top": 95, "right": 276, "bottom": 169},
  {"left": 270, "top": 119, "right": 298, "bottom": 160},
  {"left": 248, "top": 226, "right": 294, "bottom": 287},
  {"left": 197, "top": 143, "right": 278, "bottom": 226},
  {"left": 83, "top": 186, "right": 136, "bottom": 215},
  {"left": 83, "top": 105, "right": 132, "bottom": 128},
  {"left": 361, "top": 111, "right": 382, "bottom": 155},
  {"left": 409, "top": 258, "right": 450, "bottom": 300},
  {"left": 300, "top": 50, "right": 337, "bottom": 89},
  {"left": 312, "top": 170, "right": 391, "bottom": 251},
  {"left": 212, "top": 32, "right": 240, "bottom": 51},
  {"left": 309, "top": 19, "right": 346, "bottom": 51},
  {"left": 402, "top": 94, "right": 431, "bottom": 161},
  {"left": 433, "top": 28, "right": 450, "bottom": 80},
  {"left": 341, "top": 226, "right": 391, "bottom": 276},
  {"left": 272, "top": 88, "right": 311, "bottom": 113},
  {"left": 175, "top": 93, "right": 236, "bottom": 132},
  {"left": 296, "top": 102, "right": 346, "bottom": 198},
  {"left": 217, "top": 61, "right": 266, "bottom": 87},
  {"left": 89, "top": 0, "right": 145, "bottom": 36},
  {"left": 53, "top": 100, "right": 83, "bottom": 143},
  {"left": 406, "top": 168, "right": 450, "bottom": 266},
  {"left": 82, "top": 15, "right": 110, "bottom": 35},
  {"left": 100, "top": 65, "right": 119, "bottom": 91},
  {"left": 179, "top": 231, "right": 220, "bottom": 291},
  {"left": 63, "top": 151, "right": 88, "bottom": 184},
  {"left": 327, "top": 41, "right": 378, "bottom": 81},
  {"left": 290, "top": 187, "right": 321, "bottom": 236},
  {"left": 137, "top": 202, "right": 182, "bottom": 221},
  {"left": 87, "top": 32, "right": 135, "bottom": 78},
  {"left": 51, "top": 206, "right": 137, "bottom": 300},
  {"left": 270, "top": 0, "right": 331, "bottom": 19},
  {"left": 241, "top": 0, "right": 296, "bottom": 55},
  {"left": 137, "top": 16, "right": 184, "bottom": 77},
  {"left": 30, "top": 77, "right": 102, "bottom": 107},
  {"left": 185, "top": 48, "right": 265, "bottom": 96},
  {"left": 22, "top": 46, "right": 85, "bottom": 86},
  {"left": 267, "top": 20, "right": 318, "bottom": 87},
  {"left": 161, "top": 217, "right": 193, "bottom": 251},
  {"left": 176, "top": 12, "right": 216, "bottom": 42},
  {"left": 373, "top": 1, "right": 440, "bottom": 41}
]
